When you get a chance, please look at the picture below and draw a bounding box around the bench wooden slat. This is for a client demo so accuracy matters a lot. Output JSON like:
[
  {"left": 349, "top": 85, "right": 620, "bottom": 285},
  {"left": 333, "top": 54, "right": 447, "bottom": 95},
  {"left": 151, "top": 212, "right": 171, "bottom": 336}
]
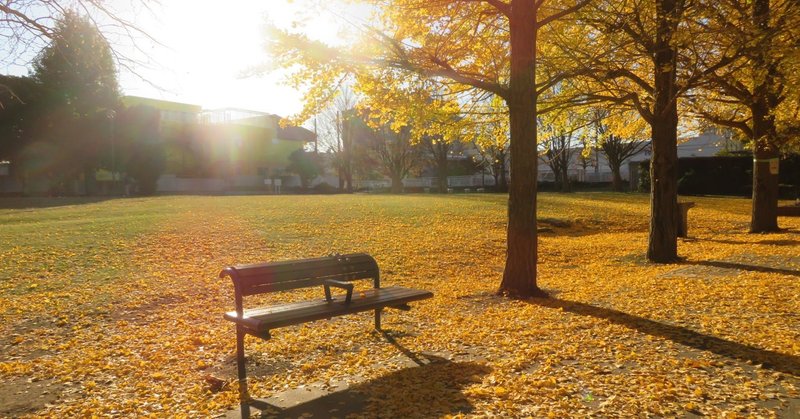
[
  {"left": 241, "top": 272, "right": 374, "bottom": 295},
  {"left": 224, "top": 286, "right": 432, "bottom": 331},
  {"left": 230, "top": 255, "right": 378, "bottom": 280},
  {"left": 233, "top": 262, "right": 377, "bottom": 282},
  {"left": 229, "top": 286, "right": 423, "bottom": 320},
  {"left": 225, "top": 253, "right": 379, "bottom": 296}
]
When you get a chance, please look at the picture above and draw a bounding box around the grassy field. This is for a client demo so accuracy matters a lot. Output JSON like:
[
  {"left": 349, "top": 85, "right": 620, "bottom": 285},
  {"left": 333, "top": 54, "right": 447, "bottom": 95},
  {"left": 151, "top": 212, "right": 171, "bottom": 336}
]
[{"left": 0, "top": 193, "right": 798, "bottom": 417}]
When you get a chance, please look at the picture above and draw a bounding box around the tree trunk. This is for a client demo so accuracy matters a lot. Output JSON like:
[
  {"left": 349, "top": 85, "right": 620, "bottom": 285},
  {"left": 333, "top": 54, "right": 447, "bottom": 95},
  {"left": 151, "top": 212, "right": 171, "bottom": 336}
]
[
  {"left": 498, "top": 0, "right": 544, "bottom": 298},
  {"left": 338, "top": 167, "right": 345, "bottom": 191},
  {"left": 610, "top": 164, "right": 623, "bottom": 192},
  {"left": 390, "top": 173, "right": 403, "bottom": 193},
  {"left": 647, "top": 0, "right": 680, "bottom": 263},
  {"left": 749, "top": 0, "right": 780, "bottom": 233},
  {"left": 560, "top": 164, "right": 570, "bottom": 192},
  {"left": 345, "top": 170, "right": 353, "bottom": 193},
  {"left": 436, "top": 152, "right": 448, "bottom": 193},
  {"left": 499, "top": 160, "right": 508, "bottom": 192},
  {"left": 750, "top": 142, "right": 779, "bottom": 232}
]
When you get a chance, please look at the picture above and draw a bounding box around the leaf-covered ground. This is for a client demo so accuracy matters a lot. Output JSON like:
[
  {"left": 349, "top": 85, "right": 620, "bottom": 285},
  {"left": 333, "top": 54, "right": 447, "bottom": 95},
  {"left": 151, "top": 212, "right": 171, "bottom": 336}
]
[{"left": 0, "top": 194, "right": 798, "bottom": 418}]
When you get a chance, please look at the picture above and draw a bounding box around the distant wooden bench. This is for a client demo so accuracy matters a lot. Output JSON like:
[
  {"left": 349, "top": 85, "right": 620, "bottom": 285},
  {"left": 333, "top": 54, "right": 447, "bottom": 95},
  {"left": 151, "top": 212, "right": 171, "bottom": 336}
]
[
  {"left": 777, "top": 205, "right": 800, "bottom": 217},
  {"left": 220, "top": 253, "right": 433, "bottom": 418}
]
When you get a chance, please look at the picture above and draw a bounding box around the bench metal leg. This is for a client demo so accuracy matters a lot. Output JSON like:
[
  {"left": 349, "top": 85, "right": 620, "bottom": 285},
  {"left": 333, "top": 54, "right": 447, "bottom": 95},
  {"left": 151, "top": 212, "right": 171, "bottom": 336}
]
[
  {"left": 236, "top": 326, "right": 250, "bottom": 418},
  {"left": 374, "top": 308, "right": 382, "bottom": 331}
]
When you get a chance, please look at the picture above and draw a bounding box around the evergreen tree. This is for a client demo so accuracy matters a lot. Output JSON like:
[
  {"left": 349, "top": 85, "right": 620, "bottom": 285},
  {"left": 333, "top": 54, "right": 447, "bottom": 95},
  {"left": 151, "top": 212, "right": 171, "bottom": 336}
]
[
  {"left": 32, "top": 11, "right": 119, "bottom": 117},
  {"left": 28, "top": 11, "right": 120, "bottom": 193}
]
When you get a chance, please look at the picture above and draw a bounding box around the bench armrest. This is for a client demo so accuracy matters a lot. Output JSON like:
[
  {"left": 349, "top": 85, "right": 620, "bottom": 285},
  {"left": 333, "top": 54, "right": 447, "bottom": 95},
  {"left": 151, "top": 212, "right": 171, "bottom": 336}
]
[{"left": 323, "top": 279, "right": 354, "bottom": 303}]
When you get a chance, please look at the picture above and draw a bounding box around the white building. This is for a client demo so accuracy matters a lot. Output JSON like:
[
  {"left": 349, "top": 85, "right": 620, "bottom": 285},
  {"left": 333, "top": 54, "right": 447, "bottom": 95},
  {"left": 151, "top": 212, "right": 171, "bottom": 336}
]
[{"left": 537, "top": 129, "right": 742, "bottom": 186}]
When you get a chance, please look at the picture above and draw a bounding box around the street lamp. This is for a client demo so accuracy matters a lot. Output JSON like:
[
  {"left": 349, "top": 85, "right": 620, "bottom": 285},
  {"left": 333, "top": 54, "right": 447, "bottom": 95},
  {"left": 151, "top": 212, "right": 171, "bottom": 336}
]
[{"left": 105, "top": 109, "right": 116, "bottom": 195}]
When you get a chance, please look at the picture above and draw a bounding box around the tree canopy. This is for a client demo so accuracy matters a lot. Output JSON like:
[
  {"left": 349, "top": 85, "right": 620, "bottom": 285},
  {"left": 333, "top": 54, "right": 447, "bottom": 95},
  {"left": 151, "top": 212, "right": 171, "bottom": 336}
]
[
  {"left": 269, "top": 0, "right": 592, "bottom": 297},
  {"left": 31, "top": 10, "right": 119, "bottom": 117}
]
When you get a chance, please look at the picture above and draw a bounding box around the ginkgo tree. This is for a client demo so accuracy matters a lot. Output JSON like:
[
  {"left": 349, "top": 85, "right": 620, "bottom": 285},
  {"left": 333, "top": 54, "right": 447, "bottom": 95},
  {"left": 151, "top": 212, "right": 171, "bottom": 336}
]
[
  {"left": 593, "top": 108, "right": 650, "bottom": 192},
  {"left": 357, "top": 70, "right": 475, "bottom": 192},
  {"left": 472, "top": 96, "right": 511, "bottom": 192},
  {"left": 269, "top": 0, "right": 594, "bottom": 298},
  {"left": 690, "top": 0, "right": 800, "bottom": 232},
  {"left": 563, "top": 0, "right": 737, "bottom": 262},
  {"left": 538, "top": 108, "right": 590, "bottom": 192}
]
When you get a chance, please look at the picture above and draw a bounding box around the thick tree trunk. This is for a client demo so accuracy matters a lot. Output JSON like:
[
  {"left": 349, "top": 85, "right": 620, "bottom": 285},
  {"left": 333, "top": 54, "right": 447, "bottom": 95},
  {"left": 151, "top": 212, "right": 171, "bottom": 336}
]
[
  {"left": 498, "top": 0, "right": 544, "bottom": 298},
  {"left": 647, "top": 0, "right": 680, "bottom": 263},
  {"left": 750, "top": 106, "right": 780, "bottom": 232},
  {"left": 499, "top": 161, "right": 508, "bottom": 192},
  {"left": 610, "top": 165, "right": 623, "bottom": 192},
  {"left": 648, "top": 119, "right": 679, "bottom": 262},
  {"left": 437, "top": 169, "right": 448, "bottom": 192},
  {"left": 436, "top": 152, "right": 448, "bottom": 193},
  {"left": 345, "top": 170, "right": 353, "bottom": 193},
  {"left": 749, "top": 0, "right": 780, "bottom": 233},
  {"left": 559, "top": 165, "right": 570, "bottom": 192},
  {"left": 390, "top": 173, "right": 403, "bottom": 193}
]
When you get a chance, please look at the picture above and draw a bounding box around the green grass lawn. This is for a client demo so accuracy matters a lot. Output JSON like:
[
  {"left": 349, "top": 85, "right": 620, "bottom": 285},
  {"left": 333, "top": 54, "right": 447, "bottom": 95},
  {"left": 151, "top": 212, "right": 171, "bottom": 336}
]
[{"left": 0, "top": 193, "right": 798, "bottom": 417}]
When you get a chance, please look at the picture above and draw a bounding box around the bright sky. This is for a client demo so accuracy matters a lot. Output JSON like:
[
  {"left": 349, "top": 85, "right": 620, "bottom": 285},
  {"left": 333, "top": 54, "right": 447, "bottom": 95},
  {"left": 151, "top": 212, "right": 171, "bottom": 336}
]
[
  {"left": 3, "top": 0, "right": 369, "bottom": 119},
  {"left": 118, "top": 0, "right": 369, "bottom": 117}
]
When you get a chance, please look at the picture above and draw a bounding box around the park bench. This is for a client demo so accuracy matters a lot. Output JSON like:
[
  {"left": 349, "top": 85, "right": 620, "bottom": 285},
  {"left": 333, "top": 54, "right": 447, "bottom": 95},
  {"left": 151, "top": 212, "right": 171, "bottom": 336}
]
[{"left": 220, "top": 253, "right": 433, "bottom": 418}]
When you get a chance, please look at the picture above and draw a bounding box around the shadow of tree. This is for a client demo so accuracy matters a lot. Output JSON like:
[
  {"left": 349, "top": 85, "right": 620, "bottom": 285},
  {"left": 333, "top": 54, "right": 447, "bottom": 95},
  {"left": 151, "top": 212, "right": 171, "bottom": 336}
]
[
  {"left": 0, "top": 197, "right": 116, "bottom": 209},
  {"left": 529, "top": 298, "right": 800, "bottom": 376},
  {"left": 249, "top": 333, "right": 491, "bottom": 418},
  {"left": 697, "top": 237, "right": 800, "bottom": 247},
  {"left": 685, "top": 260, "right": 800, "bottom": 277}
]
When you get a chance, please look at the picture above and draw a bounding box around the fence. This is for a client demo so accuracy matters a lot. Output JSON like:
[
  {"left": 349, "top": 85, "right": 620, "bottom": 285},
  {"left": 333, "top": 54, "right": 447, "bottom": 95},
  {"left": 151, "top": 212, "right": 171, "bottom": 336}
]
[
  {"left": 355, "top": 175, "right": 496, "bottom": 191},
  {"left": 539, "top": 169, "right": 616, "bottom": 183}
]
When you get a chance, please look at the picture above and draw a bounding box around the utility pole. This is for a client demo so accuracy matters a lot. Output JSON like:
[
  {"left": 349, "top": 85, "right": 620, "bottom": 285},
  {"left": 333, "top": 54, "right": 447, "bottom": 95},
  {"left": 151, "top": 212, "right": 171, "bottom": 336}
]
[{"left": 314, "top": 116, "right": 319, "bottom": 154}]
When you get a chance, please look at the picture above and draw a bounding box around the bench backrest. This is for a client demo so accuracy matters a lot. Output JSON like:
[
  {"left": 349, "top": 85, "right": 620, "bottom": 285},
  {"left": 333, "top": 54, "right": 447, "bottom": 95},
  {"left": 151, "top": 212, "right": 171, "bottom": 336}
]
[{"left": 220, "top": 253, "right": 380, "bottom": 299}]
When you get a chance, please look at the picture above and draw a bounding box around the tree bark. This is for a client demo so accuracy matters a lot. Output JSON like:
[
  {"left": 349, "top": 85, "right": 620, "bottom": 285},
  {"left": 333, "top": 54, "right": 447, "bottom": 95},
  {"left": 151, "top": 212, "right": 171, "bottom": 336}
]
[
  {"left": 750, "top": 142, "right": 779, "bottom": 232},
  {"left": 610, "top": 165, "right": 623, "bottom": 192},
  {"left": 750, "top": 101, "right": 779, "bottom": 232},
  {"left": 429, "top": 140, "right": 449, "bottom": 193},
  {"left": 749, "top": 0, "right": 780, "bottom": 233},
  {"left": 498, "top": 158, "right": 508, "bottom": 192},
  {"left": 390, "top": 173, "right": 403, "bottom": 193},
  {"left": 647, "top": 0, "right": 680, "bottom": 263},
  {"left": 498, "top": 0, "right": 544, "bottom": 298},
  {"left": 437, "top": 157, "right": 448, "bottom": 193},
  {"left": 345, "top": 170, "right": 353, "bottom": 193},
  {"left": 559, "top": 163, "right": 570, "bottom": 192}
]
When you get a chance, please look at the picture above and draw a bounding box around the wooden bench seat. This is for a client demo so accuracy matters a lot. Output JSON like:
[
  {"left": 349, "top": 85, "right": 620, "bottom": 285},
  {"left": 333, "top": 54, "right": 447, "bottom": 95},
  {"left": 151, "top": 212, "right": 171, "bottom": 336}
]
[
  {"left": 219, "top": 253, "right": 433, "bottom": 418},
  {"left": 224, "top": 286, "right": 432, "bottom": 333}
]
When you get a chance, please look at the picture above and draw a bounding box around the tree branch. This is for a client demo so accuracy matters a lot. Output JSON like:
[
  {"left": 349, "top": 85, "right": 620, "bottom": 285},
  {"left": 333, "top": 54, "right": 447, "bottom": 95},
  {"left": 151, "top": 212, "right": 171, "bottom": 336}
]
[
  {"left": 694, "top": 110, "right": 753, "bottom": 138},
  {"left": 536, "top": 0, "right": 590, "bottom": 29},
  {"left": 480, "top": 0, "right": 510, "bottom": 17}
]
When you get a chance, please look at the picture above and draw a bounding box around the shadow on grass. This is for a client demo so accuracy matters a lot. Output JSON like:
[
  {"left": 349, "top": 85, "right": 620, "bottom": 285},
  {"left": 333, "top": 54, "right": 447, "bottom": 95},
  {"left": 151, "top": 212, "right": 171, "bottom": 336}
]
[
  {"left": 248, "top": 332, "right": 491, "bottom": 418},
  {"left": 698, "top": 237, "right": 800, "bottom": 247},
  {"left": 529, "top": 298, "right": 800, "bottom": 376},
  {"left": 0, "top": 197, "right": 116, "bottom": 209},
  {"left": 684, "top": 260, "right": 800, "bottom": 277}
]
